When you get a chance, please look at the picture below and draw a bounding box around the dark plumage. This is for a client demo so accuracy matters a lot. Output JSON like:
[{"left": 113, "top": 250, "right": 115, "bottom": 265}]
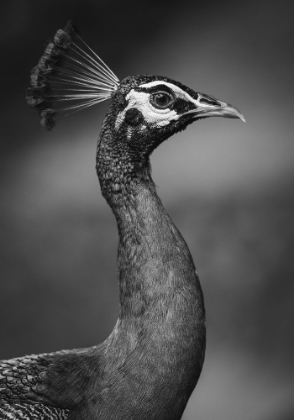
[{"left": 0, "top": 22, "right": 244, "bottom": 420}]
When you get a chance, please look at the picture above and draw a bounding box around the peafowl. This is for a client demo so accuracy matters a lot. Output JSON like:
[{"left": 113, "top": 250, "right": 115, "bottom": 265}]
[{"left": 0, "top": 21, "right": 245, "bottom": 420}]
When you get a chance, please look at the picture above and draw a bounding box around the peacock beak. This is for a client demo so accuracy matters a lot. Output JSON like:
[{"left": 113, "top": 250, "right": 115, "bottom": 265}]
[{"left": 185, "top": 93, "right": 246, "bottom": 122}]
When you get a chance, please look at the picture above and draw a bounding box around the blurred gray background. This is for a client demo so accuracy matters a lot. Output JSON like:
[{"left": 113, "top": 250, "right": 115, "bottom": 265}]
[{"left": 0, "top": 1, "right": 293, "bottom": 419}]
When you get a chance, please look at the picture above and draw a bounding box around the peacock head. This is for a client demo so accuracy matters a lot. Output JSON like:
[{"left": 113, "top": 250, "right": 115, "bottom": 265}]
[
  {"left": 27, "top": 21, "right": 244, "bottom": 159},
  {"left": 105, "top": 74, "right": 245, "bottom": 156}
]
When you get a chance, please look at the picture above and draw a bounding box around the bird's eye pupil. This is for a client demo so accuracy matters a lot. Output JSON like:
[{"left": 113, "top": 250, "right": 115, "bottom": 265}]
[
  {"left": 156, "top": 94, "right": 169, "bottom": 106},
  {"left": 150, "top": 92, "right": 173, "bottom": 109}
]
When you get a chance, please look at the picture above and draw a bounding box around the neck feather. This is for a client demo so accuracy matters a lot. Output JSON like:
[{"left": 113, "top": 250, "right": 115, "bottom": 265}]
[
  {"left": 95, "top": 131, "right": 206, "bottom": 415},
  {"left": 96, "top": 132, "right": 205, "bottom": 326}
]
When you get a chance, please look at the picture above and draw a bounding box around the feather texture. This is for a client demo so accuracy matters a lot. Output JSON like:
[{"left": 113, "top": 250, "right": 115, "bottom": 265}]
[{"left": 26, "top": 21, "right": 119, "bottom": 130}]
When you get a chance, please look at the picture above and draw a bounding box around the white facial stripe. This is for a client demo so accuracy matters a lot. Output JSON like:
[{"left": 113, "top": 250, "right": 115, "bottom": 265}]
[
  {"left": 140, "top": 80, "right": 199, "bottom": 107},
  {"left": 115, "top": 89, "right": 180, "bottom": 130},
  {"left": 140, "top": 80, "right": 222, "bottom": 112}
]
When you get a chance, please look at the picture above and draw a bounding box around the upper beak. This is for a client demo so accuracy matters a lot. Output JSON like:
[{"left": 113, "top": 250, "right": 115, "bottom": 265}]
[{"left": 185, "top": 93, "right": 246, "bottom": 122}]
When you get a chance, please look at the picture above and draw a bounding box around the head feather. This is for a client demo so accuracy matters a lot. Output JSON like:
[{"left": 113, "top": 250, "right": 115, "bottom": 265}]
[{"left": 27, "top": 21, "right": 119, "bottom": 130}]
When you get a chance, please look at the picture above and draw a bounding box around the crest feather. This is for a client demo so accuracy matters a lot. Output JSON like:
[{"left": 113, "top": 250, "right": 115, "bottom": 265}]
[{"left": 27, "top": 21, "right": 119, "bottom": 130}]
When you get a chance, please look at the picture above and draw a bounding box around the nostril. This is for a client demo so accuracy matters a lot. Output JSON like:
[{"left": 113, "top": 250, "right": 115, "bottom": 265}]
[{"left": 199, "top": 97, "right": 220, "bottom": 106}]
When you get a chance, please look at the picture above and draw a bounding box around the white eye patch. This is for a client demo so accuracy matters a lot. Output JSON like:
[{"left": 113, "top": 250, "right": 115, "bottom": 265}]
[
  {"left": 115, "top": 90, "right": 180, "bottom": 131},
  {"left": 140, "top": 81, "right": 199, "bottom": 106},
  {"left": 140, "top": 80, "right": 218, "bottom": 109}
]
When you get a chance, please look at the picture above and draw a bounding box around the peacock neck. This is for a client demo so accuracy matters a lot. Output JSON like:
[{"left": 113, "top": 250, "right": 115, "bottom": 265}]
[
  {"left": 95, "top": 132, "right": 206, "bottom": 417},
  {"left": 96, "top": 131, "right": 205, "bottom": 330}
]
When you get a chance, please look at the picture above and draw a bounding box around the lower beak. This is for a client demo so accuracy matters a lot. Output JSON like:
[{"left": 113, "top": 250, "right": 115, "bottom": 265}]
[{"left": 186, "top": 94, "right": 246, "bottom": 122}]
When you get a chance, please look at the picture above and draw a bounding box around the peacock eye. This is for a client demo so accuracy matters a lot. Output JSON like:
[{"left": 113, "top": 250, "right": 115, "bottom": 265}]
[{"left": 150, "top": 92, "right": 174, "bottom": 109}]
